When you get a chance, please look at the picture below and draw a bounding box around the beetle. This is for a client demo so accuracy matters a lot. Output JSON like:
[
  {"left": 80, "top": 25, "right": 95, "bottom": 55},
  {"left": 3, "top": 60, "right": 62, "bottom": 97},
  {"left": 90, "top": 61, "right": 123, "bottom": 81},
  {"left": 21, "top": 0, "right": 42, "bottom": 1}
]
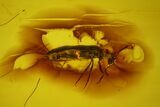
[{"left": 46, "top": 42, "right": 141, "bottom": 88}]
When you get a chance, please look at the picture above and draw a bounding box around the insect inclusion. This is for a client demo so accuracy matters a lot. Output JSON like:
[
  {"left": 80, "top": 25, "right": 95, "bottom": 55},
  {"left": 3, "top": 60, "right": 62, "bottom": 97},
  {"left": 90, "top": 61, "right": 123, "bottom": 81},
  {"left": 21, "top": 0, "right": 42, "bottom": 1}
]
[
  {"left": 1, "top": 11, "right": 149, "bottom": 98},
  {"left": 13, "top": 28, "right": 145, "bottom": 89}
]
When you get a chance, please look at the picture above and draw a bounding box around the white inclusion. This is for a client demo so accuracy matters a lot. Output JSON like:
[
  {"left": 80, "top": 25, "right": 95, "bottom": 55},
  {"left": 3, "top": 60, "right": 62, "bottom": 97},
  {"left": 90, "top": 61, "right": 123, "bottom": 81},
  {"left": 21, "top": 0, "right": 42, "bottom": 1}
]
[
  {"left": 42, "top": 29, "right": 78, "bottom": 50},
  {"left": 79, "top": 32, "right": 97, "bottom": 45}
]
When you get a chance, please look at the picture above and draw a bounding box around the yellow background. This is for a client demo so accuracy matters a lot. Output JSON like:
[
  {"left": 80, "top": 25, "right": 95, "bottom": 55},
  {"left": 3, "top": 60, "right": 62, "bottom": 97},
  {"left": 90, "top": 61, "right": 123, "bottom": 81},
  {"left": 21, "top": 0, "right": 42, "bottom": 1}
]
[{"left": 0, "top": 0, "right": 160, "bottom": 107}]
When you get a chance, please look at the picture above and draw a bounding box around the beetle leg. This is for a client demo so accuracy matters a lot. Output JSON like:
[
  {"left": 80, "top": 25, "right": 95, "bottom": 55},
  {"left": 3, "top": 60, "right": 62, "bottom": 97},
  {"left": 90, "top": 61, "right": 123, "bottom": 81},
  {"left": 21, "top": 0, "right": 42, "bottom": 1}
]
[
  {"left": 96, "top": 60, "right": 109, "bottom": 84},
  {"left": 83, "top": 58, "right": 94, "bottom": 89},
  {"left": 105, "top": 64, "right": 111, "bottom": 74},
  {"left": 96, "top": 60, "right": 104, "bottom": 84},
  {"left": 75, "top": 59, "right": 92, "bottom": 86},
  {"left": 61, "top": 60, "right": 67, "bottom": 68}
]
